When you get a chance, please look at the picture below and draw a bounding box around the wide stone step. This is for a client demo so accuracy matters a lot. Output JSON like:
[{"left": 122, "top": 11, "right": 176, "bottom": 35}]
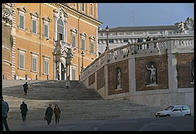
[
  {"left": 2, "top": 80, "right": 162, "bottom": 129},
  {"left": 2, "top": 80, "right": 102, "bottom": 100}
]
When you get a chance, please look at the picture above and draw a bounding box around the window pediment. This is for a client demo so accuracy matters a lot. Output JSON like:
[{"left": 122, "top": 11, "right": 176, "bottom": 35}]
[
  {"left": 53, "top": 8, "right": 68, "bottom": 19},
  {"left": 89, "top": 36, "right": 95, "bottom": 41},
  {"left": 17, "top": 6, "right": 27, "bottom": 13},
  {"left": 30, "top": 12, "right": 39, "bottom": 18},
  {"left": 60, "top": 8, "right": 68, "bottom": 18},
  {"left": 71, "top": 28, "right": 77, "bottom": 34},
  {"left": 80, "top": 32, "right": 87, "bottom": 37},
  {"left": 42, "top": 16, "right": 51, "bottom": 23}
]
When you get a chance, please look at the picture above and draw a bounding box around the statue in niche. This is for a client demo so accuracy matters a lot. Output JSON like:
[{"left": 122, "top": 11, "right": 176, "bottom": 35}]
[
  {"left": 116, "top": 68, "right": 122, "bottom": 89},
  {"left": 146, "top": 64, "right": 157, "bottom": 85}
]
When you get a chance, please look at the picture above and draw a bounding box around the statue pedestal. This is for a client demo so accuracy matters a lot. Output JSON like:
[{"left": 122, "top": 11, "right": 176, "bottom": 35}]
[
  {"left": 115, "top": 88, "right": 122, "bottom": 91},
  {"left": 65, "top": 80, "right": 70, "bottom": 88},
  {"left": 146, "top": 83, "right": 158, "bottom": 87}
]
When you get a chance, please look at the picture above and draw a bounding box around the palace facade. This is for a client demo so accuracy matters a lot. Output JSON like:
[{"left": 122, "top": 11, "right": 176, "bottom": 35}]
[
  {"left": 98, "top": 17, "right": 194, "bottom": 54},
  {"left": 2, "top": 3, "right": 101, "bottom": 80}
]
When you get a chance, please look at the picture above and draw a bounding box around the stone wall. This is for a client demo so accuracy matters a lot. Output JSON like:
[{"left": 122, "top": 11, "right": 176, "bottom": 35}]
[
  {"left": 2, "top": 63, "right": 12, "bottom": 80},
  {"left": 108, "top": 59, "right": 129, "bottom": 95},
  {"left": 81, "top": 37, "right": 194, "bottom": 113},
  {"left": 176, "top": 53, "right": 194, "bottom": 88},
  {"left": 2, "top": 23, "right": 12, "bottom": 80},
  {"left": 97, "top": 66, "right": 105, "bottom": 90},
  {"left": 88, "top": 73, "right": 95, "bottom": 86},
  {"left": 2, "top": 24, "right": 12, "bottom": 48}
]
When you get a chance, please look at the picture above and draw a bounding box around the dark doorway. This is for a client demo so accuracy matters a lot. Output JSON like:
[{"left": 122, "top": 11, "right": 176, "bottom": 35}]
[{"left": 58, "top": 33, "right": 63, "bottom": 41}]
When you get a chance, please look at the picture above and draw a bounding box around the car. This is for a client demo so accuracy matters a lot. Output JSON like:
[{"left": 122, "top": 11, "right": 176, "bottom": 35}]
[{"left": 155, "top": 105, "right": 191, "bottom": 117}]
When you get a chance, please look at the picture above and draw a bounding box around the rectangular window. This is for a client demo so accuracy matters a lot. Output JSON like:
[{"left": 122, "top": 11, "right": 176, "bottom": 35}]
[
  {"left": 123, "top": 39, "right": 128, "bottom": 43},
  {"left": 32, "top": 56, "right": 37, "bottom": 72},
  {"left": 90, "top": 42, "right": 94, "bottom": 54},
  {"left": 109, "top": 39, "right": 114, "bottom": 43},
  {"left": 19, "top": 15, "right": 24, "bottom": 29},
  {"left": 81, "top": 38, "right": 85, "bottom": 51},
  {"left": 72, "top": 68, "right": 76, "bottom": 80},
  {"left": 44, "top": 24, "right": 49, "bottom": 38},
  {"left": 72, "top": 34, "right": 76, "bottom": 47},
  {"left": 81, "top": 3, "right": 85, "bottom": 12},
  {"left": 32, "top": 19, "right": 37, "bottom": 33},
  {"left": 19, "top": 53, "right": 25, "bottom": 69},
  {"left": 44, "top": 59, "right": 49, "bottom": 75}
]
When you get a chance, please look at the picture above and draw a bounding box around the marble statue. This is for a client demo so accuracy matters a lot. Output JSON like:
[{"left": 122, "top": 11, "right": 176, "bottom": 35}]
[
  {"left": 146, "top": 64, "right": 157, "bottom": 84},
  {"left": 185, "top": 17, "right": 194, "bottom": 31}
]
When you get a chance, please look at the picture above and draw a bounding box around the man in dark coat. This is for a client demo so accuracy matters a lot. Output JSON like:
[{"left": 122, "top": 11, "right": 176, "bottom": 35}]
[
  {"left": 2, "top": 97, "right": 10, "bottom": 131},
  {"left": 23, "top": 82, "right": 28, "bottom": 95},
  {"left": 54, "top": 104, "right": 61, "bottom": 125},
  {"left": 45, "top": 104, "right": 53, "bottom": 125},
  {"left": 20, "top": 101, "right": 28, "bottom": 122}
]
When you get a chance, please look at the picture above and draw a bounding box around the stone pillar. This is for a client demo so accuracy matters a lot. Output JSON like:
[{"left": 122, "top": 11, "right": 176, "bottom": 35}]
[
  {"left": 104, "top": 53, "right": 108, "bottom": 98},
  {"left": 64, "top": 20, "right": 68, "bottom": 43},
  {"left": 129, "top": 54, "right": 136, "bottom": 95},
  {"left": 11, "top": 4, "right": 16, "bottom": 80},
  {"left": 167, "top": 40, "right": 178, "bottom": 105},
  {"left": 59, "top": 61, "right": 61, "bottom": 80},
  {"left": 167, "top": 40, "right": 178, "bottom": 92},
  {"left": 95, "top": 72, "right": 97, "bottom": 91},
  {"left": 54, "top": 57, "right": 57, "bottom": 80},
  {"left": 53, "top": 11, "right": 57, "bottom": 41}
]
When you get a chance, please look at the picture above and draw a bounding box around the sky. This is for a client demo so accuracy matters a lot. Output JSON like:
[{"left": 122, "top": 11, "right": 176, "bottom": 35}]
[{"left": 98, "top": 3, "right": 194, "bottom": 29}]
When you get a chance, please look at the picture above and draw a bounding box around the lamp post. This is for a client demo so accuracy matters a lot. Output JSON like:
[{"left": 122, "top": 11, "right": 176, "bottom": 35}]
[
  {"left": 105, "top": 25, "right": 109, "bottom": 51},
  {"left": 81, "top": 50, "right": 84, "bottom": 72}
]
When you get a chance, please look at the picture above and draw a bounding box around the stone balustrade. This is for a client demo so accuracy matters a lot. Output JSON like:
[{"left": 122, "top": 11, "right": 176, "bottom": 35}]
[
  {"left": 81, "top": 36, "right": 194, "bottom": 82},
  {"left": 80, "top": 36, "right": 194, "bottom": 114}
]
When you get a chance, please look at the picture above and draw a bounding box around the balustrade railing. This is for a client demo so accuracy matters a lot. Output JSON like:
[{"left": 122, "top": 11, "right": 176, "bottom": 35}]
[{"left": 81, "top": 37, "right": 194, "bottom": 81}]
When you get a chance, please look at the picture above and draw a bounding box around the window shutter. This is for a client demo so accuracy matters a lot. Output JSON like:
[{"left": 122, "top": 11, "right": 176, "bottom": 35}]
[
  {"left": 90, "top": 42, "right": 94, "bottom": 54},
  {"left": 20, "top": 54, "right": 24, "bottom": 69},
  {"left": 20, "top": 15, "right": 24, "bottom": 29},
  {"left": 72, "top": 35, "right": 76, "bottom": 47},
  {"left": 44, "top": 24, "right": 48, "bottom": 38},
  {"left": 81, "top": 39, "right": 85, "bottom": 50},
  {"left": 32, "top": 20, "right": 36, "bottom": 33}
]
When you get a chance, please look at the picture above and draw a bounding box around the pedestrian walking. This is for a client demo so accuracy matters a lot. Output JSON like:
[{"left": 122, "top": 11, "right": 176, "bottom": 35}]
[
  {"left": 23, "top": 82, "right": 28, "bottom": 95},
  {"left": 2, "top": 97, "right": 10, "bottom": 131},
  {"left": 54, "top": 104, "right": 61, "bottom": 125},
  {"left": 146, "top": 36, "right": 151, "bottom": 42},
  {"left": 20, "top": 101, "right": 28, "bottom": 122},
  {"left": 44, "top": 104, "right": 53, "bottom": 125}
]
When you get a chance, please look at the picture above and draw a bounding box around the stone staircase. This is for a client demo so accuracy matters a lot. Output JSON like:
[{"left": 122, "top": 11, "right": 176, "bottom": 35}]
[
  {"left": 2, "top": 80, "right": 102, "bottom": 100},
  {"left": 2, "top": 80, "right": 161, "bottom": 123}
]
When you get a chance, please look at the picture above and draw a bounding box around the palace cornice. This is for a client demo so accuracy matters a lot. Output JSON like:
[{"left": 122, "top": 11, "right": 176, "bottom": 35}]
[{"left": 57, "top": 3, "right": 102, "bottom": 26}]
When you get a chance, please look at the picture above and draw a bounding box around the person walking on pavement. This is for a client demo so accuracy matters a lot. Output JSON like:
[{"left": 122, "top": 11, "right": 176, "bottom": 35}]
[
  {"left": 23, "top": 82, "right": 28, "bottom": 95},
  {"left": 20, "top": 101, "right": 28, "bottom": 122},
  {"left": 54, "top": 104, "right": 61, "bottom": 125},
  {"left": 44, "top": 104, "right": 53, "bottom": 125},
  {"left": 2, "top": 97, "right": 10, "bottom": 131}
]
